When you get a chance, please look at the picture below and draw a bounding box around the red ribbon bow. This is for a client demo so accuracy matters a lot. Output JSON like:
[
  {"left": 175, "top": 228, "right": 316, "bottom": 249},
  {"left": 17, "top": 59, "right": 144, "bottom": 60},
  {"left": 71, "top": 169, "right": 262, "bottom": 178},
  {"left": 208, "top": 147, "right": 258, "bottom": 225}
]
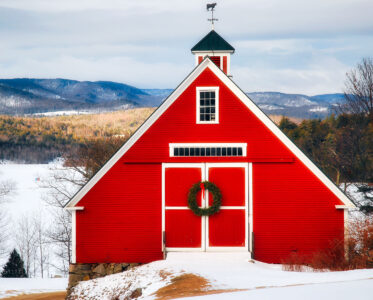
[{"left": 200, "top": 182, "right": 205, "bottom": 200}]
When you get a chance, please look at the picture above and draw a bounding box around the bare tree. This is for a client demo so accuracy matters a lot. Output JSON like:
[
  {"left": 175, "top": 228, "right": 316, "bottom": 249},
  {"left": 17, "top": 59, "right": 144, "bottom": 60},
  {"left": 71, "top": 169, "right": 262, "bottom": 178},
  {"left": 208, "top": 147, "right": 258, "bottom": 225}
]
[
  {"left": 33, "top": 213, "right": 49, "bottom": 278},
  {"left": 15, "top": 214, "right": 37, "bottom": 277},
  {"left": 41, "top": 164, "right": 83, "bottom": 275},
  {"left": 0, "top": 179, "right": 16, "bottom": 257},
  {"left": 338, "top": 57, "right": 373, "bottom": 123}
]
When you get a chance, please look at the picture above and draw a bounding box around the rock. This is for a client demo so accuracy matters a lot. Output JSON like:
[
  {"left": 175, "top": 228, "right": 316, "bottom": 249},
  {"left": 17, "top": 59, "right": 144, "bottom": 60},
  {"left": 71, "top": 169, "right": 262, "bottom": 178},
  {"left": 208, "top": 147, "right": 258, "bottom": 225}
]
[
  {"left": 83, "top": 275, "right": 90, "bottom": 281},
  {"left": 92, "top": 263, "right": 107, "bottom": 276},
  {"left": 68, "top": 274, "right": 85, "bottom": 288},
  {"left": 129, "top": 288, "right": 142, "bottom": 299}
]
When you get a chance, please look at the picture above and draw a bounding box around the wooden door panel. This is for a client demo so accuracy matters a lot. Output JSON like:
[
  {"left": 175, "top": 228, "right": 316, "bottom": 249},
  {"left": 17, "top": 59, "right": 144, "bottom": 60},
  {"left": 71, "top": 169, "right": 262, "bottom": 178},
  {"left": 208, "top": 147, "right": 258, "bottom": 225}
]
[
  {"left": 165, "top": 167, "right": 202, "bottom": 207},
  {"left": 208, "top": 167, "right": 246, "bottom": 206},
  {"left": 165, "top": 210, "right": 202, "bottom": 248},
  {"left": 208, "top": 210, "right": 246, "bottom": 246}
]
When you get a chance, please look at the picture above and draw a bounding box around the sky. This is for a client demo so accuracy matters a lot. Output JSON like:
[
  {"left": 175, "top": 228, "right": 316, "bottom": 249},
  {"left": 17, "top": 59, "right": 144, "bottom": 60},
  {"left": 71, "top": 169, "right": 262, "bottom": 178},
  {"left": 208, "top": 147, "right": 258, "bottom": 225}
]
[{"left": 0, "top": 0, "right": 372, "bottom": 95}]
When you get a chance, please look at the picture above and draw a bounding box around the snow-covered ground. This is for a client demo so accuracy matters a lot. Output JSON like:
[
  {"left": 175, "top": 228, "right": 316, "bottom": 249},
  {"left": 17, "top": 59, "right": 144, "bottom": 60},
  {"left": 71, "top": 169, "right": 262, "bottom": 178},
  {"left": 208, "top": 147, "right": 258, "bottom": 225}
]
[
  {"left": 0, "top": 278, "right": 67, "bottom": 299},
  {"left": 70, "top": 253, "right": 373, "bottom": 300},
  {"left": 183, "top": 279, "right": 373, "bottom": 300},
  {"left": 0, "top": 162, "right": 55, "bottom": 222}
]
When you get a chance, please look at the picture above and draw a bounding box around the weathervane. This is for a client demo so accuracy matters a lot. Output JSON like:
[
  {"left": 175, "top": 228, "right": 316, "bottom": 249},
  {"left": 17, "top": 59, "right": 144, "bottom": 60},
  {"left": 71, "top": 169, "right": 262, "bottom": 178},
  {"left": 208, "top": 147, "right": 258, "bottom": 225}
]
[{"left": 207, "top": 3, "right": 218, "bottom": 30}]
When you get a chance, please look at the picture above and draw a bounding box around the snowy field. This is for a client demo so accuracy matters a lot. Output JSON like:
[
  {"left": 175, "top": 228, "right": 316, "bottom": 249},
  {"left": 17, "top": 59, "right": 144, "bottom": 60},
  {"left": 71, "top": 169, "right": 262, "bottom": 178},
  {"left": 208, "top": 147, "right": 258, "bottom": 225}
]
[
  {"left": 0, "top": 278, "right": 67, "bottom": 299},
  {"left": 70, "top": 252, "right": 373, "bottom": 300},
  {"left": 0, "top": 162, "right": 56, "bottom": 222}
]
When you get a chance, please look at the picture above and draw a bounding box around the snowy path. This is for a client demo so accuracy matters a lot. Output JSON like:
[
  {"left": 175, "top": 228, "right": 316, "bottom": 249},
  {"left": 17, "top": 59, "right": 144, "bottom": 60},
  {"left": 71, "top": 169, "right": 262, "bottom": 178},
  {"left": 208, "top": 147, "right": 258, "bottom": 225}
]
[
  {"left": 183, "top": 278, "right": 373, "bottom": 300},
  {"left": 0, "top": 278, "right": 67, "bottom": 299}
]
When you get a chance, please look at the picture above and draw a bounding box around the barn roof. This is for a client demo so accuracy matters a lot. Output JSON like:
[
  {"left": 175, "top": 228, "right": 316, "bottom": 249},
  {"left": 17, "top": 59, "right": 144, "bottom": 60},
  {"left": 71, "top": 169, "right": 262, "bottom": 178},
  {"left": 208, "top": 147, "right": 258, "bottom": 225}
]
[
  {"left": 191, "top": 30, "right": 235, "bottom": 52},
  {"left": 65, "top": 57, "right": 354, "bottom": 209}
]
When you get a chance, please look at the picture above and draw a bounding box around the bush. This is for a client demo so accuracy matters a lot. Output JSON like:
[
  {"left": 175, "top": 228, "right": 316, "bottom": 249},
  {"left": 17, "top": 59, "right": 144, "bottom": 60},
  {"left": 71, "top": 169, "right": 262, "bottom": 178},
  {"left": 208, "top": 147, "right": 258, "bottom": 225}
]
[{"left": 282, "top": 216, "right": 373, "bottom": 271}]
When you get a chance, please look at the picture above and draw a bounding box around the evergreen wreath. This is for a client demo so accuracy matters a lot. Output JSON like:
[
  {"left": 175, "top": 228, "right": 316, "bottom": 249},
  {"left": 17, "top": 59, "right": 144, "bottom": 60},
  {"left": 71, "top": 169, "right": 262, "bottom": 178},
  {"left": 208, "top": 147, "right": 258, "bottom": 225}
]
[{"left": 188, "top": 181, "right": 222, "bottom": 216}]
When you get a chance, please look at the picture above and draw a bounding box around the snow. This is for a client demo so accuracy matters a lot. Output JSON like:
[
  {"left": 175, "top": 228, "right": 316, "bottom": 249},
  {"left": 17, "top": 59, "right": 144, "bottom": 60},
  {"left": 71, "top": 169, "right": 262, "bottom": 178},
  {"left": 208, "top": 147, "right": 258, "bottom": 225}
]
[
  {"left": 0, "top": 278, "right": 67, "bottom": 299},
  {"left": 182, "top": 279, "right": 373, "bottom": 300},
  {"left": 309, "top": 106, "right": 328, "bottom": 112},
  {"left": 70, "top": 253, "right": 373, "bottom": 300},
  {"left": 31, "top": 110, "right": 92, "bottom": 116},
  {"left": 0, "top": 163, "right": 54, "bottom": 222}
]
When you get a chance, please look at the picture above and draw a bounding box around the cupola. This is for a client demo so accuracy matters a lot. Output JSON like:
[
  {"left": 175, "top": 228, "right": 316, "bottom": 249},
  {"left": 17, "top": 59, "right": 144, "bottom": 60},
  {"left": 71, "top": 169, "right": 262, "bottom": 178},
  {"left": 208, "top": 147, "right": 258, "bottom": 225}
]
[{"left": 191, "top": 30, "right": 235, "bottom": 76}]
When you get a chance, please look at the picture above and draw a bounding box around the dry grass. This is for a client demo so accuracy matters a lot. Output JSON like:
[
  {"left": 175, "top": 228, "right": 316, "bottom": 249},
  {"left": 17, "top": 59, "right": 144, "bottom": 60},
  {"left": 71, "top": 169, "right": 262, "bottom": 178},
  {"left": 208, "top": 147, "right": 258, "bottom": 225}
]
[
  {"left": 1, "top": 291, "right": 66, "bottom": 300},
  {"left": 269, "top": 115, "right": 303, "bottom": 125},
  {"left": 153, "top": 273, "right": 246, "bottom": 300}
]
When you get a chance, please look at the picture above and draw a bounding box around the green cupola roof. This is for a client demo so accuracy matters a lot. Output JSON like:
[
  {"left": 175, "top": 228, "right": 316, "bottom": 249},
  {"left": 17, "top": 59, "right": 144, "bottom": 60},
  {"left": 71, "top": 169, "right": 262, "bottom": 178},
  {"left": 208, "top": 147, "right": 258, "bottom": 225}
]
[{"left": 191, "top": 30, "right": 235, "bottom": 52}]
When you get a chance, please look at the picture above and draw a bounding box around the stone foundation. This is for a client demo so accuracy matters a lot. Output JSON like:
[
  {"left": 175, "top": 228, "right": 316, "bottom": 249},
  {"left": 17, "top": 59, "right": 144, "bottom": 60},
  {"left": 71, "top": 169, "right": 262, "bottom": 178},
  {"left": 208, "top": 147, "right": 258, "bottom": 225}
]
[{"left": 67, "top": 262, "right": 140, "bottom": 296}]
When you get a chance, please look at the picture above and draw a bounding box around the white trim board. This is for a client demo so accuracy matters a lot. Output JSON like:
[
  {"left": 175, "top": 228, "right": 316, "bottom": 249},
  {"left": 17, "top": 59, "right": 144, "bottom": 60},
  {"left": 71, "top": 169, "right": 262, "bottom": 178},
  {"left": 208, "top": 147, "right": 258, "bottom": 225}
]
[{"left": 65, "top": 56, "right": 354, "bottom": 209}]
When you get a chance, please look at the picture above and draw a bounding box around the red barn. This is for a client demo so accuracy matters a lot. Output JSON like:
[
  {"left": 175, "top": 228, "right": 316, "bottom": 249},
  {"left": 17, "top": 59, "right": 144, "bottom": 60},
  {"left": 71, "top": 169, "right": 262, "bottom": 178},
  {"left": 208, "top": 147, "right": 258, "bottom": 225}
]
[{"left": 65, "top": 30, "right": 354, "bottom": 265}]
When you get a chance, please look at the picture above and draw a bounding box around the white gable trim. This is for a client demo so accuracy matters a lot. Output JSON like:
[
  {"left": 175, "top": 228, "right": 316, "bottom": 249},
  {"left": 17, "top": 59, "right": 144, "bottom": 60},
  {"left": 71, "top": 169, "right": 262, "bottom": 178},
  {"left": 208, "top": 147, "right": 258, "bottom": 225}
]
[{"left": 65, "top": 57, "right": 354, "bottom": 208}]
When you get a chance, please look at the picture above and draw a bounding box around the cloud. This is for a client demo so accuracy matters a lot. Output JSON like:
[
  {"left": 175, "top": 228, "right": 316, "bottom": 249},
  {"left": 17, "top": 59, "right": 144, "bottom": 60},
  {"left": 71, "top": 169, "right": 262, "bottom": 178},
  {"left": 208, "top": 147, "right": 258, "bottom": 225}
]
[{"left": 0, "top": 0, "right": 372, "bottom": 94}]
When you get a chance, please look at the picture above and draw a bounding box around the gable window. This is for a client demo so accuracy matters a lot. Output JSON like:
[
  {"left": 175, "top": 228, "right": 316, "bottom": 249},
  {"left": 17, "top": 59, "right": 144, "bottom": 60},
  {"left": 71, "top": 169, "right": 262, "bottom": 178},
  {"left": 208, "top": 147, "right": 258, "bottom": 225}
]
[
  {"left": 169, "top": 143, "right": 247, "bottom": 157},
  {"left": 197, "top": 87, "right": 219, "bottom": 124}
]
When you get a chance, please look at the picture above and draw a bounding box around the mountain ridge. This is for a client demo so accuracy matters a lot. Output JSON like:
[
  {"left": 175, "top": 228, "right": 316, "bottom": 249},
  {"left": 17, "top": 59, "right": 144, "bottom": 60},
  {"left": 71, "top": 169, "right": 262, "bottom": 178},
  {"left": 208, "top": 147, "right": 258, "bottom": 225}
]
[{"left": 0, "top": 78, "right": 343, "bottom": 118}]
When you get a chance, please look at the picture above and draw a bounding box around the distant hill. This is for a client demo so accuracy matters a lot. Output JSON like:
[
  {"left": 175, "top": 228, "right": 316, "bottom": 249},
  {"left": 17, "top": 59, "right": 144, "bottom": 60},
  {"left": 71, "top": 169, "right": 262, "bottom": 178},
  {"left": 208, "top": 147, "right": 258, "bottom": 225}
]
[
  {"left": 0, "top": 78, "right": 344, "bottom": 118},
  {"left": 0, "top": 79, "right": 161, "bottom": 115}
]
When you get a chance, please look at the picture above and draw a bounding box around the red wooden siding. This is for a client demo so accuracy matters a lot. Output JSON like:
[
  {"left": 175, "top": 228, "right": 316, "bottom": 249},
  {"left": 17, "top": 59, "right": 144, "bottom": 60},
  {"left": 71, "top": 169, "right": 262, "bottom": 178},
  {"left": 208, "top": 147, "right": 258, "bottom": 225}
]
[
  {"left": 76, "top": 163, "right": 163, "bottom": 263},
  {"left": 75, "top": 66, "right": 345, "bottom": 264},
  {"left": 253, "top": 161, "right": 344, "bottom": 263},
  {"left": 223, "top": 56, "right": 227, "bottom": 74},
  {"left": 198, "top": 56, "right": 203, "bottom": 64}
]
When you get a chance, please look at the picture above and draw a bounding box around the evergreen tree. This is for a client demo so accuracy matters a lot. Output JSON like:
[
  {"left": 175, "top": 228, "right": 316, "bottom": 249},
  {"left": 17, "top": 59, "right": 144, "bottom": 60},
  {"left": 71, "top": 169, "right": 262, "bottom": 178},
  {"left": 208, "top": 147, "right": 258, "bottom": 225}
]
[{"left": 1, "top": 249, "right": 27, "bottom": 278}]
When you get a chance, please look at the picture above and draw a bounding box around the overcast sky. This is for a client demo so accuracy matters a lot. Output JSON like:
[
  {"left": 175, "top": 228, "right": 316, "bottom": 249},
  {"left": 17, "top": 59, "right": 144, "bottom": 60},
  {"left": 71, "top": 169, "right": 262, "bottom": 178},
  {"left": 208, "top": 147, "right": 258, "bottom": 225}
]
[{"left": 0, "top": 0, "right": 372, "bottom": 95}]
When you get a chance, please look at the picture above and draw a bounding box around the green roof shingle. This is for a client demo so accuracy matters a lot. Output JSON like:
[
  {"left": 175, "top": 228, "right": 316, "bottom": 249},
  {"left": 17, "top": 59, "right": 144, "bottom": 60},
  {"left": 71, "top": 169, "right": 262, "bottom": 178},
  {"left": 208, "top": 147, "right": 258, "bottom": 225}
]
[{"left": 191, "top": 30, "right": 235, "bottom": 52}]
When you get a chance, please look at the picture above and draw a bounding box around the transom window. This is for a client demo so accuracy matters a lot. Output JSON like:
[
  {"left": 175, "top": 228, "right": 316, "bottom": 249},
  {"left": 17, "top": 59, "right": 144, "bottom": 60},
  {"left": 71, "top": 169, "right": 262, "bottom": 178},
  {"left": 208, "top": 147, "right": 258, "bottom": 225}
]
[
  {"left": 197, "top": 87, "right": 219, "bottom": 124},
  {"left": 169, "top": 143, "right": 247, "bottom": 157}
]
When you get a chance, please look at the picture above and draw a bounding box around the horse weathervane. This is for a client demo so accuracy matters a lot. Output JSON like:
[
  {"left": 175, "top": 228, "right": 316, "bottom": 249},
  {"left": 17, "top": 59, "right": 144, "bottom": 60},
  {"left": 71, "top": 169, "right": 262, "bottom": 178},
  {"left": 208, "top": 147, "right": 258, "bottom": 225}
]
[{"left": 207, "top": 3, "right": 218, "bottom": 30}]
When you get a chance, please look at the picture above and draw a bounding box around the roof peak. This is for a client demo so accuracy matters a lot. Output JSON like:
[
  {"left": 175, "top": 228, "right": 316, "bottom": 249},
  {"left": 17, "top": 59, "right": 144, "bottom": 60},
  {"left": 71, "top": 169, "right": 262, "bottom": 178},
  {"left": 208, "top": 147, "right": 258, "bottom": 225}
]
[{"left": 191, "top": 30, "right": 235, "bottom": 53}]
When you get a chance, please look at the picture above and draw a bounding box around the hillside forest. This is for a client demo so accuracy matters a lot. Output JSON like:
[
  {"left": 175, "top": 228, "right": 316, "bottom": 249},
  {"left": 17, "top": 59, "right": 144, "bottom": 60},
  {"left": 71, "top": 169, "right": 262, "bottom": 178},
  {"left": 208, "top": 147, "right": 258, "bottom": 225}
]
[{"left": 0, "top": 107, "right": 371, "bottom": 187}]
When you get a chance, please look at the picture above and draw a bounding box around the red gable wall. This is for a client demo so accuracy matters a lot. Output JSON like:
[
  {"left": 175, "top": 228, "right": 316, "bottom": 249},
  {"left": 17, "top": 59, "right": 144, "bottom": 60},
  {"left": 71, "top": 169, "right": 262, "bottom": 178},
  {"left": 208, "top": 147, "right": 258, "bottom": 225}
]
[{"left": 75, "top": 67, "right": 344, "bottom": 264}]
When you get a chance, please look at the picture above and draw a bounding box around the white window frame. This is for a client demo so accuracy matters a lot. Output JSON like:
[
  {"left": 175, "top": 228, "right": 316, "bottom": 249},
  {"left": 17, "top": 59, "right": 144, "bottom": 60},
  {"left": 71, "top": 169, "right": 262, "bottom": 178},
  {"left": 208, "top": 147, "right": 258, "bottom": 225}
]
[
  {"left": 169, "top": 143, "right": 247, "bottom": 157},
  {"left": 196, "top": 86, "right": 219, "bottom": 124}
]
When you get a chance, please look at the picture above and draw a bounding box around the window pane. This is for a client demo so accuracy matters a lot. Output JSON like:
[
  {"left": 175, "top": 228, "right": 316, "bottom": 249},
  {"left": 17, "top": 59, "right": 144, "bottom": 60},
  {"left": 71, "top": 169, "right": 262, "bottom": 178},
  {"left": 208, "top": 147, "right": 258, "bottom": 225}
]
[
  {"left": 217, "top": 148, "right": 221, "bottom": 156},
  {"left": 201, "top": 92, "right": 206, "bottom": 99},
  {"left": 174, "top": 148, "right": 179, "bottom": 156},
  {"left": 222, "top": 148, "right": 227, "bottom": 156},
  {"left": 179, "top": 148, "right": 184, "bottom": 156},
  {"left": 185, "top": 148, "right": 189, "bottom": 156},
  {"left": 233, "top": 147, "right": 237, "bottom": 156},
  {"left": 201, "top": 148, "right": 206, "bottom": 156},
  {"left": 190, "top": 148, "right": 195, "bottom": 156},
  {"left": 206, "top": 148, "right": 211, "bottom": 156},
  {"left": 227, "top": 148, "right": 232, "bottom": 156},
  {"left": 200, "top": 99, "right": 205, "bottom": 106},
  {"left": 200, "top": 114, "right": 205, "bottom": 121},
  {"left": 238, "top": 148, "right": 243, "bottom": 156},
  {"left": 205, "top": 115, "right": 210, "bottom": 121},
  {"left": 195, "top": 148, "right": 200, "bottom": 156},
  {"left": 211, "top": 148, "right": 216, "bottom": 156}
]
